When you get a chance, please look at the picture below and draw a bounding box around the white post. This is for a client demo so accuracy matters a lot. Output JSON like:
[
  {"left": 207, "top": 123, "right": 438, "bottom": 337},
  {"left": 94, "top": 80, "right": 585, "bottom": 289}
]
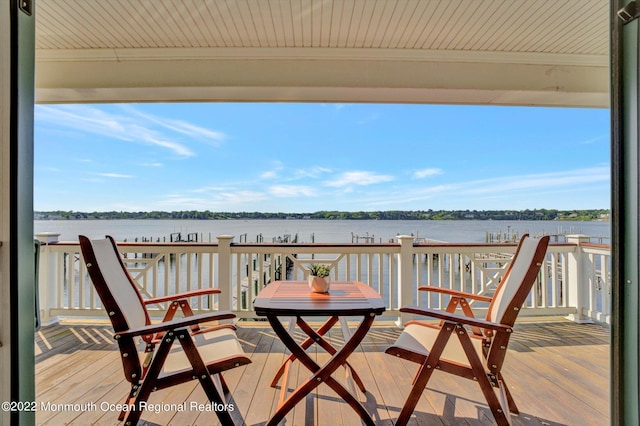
[
  {"left": 34, "top": 233, "right": 61, "bottom": 325},
  {"left": 397, "top": 235, "right": 415, "bottom": 326},
  {"left": 216, "top": 235, "right": 234, "bottom": 311},
  {"left": 565, "top": 235, "right": 593, "bottom": 323}
]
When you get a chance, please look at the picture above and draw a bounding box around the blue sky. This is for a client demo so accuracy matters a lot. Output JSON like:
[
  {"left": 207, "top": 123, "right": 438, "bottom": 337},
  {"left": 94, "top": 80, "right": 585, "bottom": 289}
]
[{"left": 34, "top": 103, "right": 610, "bottom": 212}]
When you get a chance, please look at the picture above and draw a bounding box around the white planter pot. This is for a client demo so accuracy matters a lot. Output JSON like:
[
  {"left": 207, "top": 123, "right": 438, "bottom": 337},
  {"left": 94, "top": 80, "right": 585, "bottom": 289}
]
[{"left": 308, "top": 275, "right": 331, "bottom": 293}]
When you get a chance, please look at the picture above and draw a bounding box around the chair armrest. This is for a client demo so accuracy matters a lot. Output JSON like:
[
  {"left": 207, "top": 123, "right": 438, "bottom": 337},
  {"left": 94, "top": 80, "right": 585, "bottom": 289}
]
[
  {"left": 116, "top": 311, "right": 236, "bottom": 338},
  {"left": 399, "top": 305, "right": 512, "bottom": 332},
  {"left": 417, "top": 286, "right": 493, "bottom": 302},
  {"left": 143, "top": 288, "right": 222, "bottom": 305}
]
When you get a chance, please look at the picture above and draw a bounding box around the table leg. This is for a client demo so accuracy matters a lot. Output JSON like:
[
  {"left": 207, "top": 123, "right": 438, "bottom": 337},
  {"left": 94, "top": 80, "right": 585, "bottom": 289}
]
[
  {"left": 296, "top": 317, "right": 367, "bottom": 393},
  {"left": 270, "top": 316, "right": 339, "bottom": 387},
  {"left": 266, "top": 314, "right": 376, "bottom": 426}
]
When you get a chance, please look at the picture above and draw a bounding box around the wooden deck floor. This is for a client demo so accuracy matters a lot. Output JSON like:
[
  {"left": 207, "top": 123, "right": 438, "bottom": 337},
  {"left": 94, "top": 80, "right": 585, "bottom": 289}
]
[{"left": 35, "top": 319, "right": 610, "bottom": 426}]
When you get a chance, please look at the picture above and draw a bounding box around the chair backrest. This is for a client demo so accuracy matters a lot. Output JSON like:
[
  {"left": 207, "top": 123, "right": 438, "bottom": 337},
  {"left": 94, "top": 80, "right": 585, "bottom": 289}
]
[
  {"left": 483, "top": 234, "right": 549, "bottom": 373},
  {"left": 79, "top": 235, "right": 150, "bottom": 383},
  {"left": 486, "top": 234, "right": 549, "bottom": 326},
  {"left": 79, "top": 235, "right": 150, "bottom": 332}
]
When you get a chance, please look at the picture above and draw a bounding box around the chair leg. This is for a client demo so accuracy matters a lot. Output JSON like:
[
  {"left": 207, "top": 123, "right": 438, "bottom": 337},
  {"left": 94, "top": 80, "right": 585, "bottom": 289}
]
[
  {"left": 198, "top": 374, "right": 235, "bottom": 426},
  {"left": 122, "top": 329, "right": 176, "bottom": 426},
  {"left": 176, "top": 329, "right": 237, "bottom": 426},
  {"left": 477, "top": 376, "right": 511, "bottom": 426},
  {"left": 456, "top": 328, "right": 511, "bottom": 426},
  {"left": 396, "top": 323, "right": 455, "bottom": 426},
  {"left": 216, "top": 372, "right": 231, "bottom": 397},
  {"left": 118, "top": 385, "right": 138, "bottom": 421},
  {"left": 498, "top": 373, "right": 519, "bottom": 414}
]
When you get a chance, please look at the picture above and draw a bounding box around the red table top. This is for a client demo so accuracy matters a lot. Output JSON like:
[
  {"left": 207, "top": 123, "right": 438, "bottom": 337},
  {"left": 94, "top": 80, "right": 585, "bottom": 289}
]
[{"left": 254, "top": 280, "right": 386, "bottom": 317}]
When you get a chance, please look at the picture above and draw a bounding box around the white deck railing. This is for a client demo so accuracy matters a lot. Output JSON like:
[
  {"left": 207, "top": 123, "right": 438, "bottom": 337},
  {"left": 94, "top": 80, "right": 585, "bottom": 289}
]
[{"left": 35, "top": 234, "right": 611, "bottom": 325}]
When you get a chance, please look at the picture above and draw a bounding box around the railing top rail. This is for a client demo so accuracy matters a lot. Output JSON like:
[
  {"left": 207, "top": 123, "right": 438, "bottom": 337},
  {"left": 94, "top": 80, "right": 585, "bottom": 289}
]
[
  {"left": 231, "top": 242, "right": 400, "bottom": 248},
  {"left": 41, "top": 241, "right": 222, "bottom": 247},
  {"left": 41, "top": 240, "right": 595, "bottom": 248},
  {"left": 579, "top": 242, "right": 611, "bottom": 249}
]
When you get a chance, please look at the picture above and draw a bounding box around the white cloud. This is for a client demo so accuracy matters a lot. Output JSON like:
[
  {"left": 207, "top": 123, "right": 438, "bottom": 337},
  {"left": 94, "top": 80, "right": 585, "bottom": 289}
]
[
  {"left": 268, "top": 185, "right": 315, "bottom": 197},
  {"left": 579, "top": 135, "right": 608, "bottom": 145},
  {"left": 338, "top": 166, "right": 609, "bottom": 210},
  {"left": 35, "top": 105, "right": 222, "bottom": 157},
  {"left": 120, "top": 105, "right": 227, "bottom": 146},
  {"left": 324, "top": 171, "right": 394, "bottom": 187},
  {"left": 156, "top": 190, "right": 268, "bottom": 210},
  {"left": 292, "top": 166, "right": 332, "bottom": 179},
  {"left": 461, "top": 167, "right": 609, "bottom": 195},
  {"left": 413, "top": 168, "right": 443, "bottom": 179},
  {"left": 217, "top": 191, "right": 267, "bottom": 204},
  {"left": 97, "top": 173, "right": 134, "bottom": 179}
]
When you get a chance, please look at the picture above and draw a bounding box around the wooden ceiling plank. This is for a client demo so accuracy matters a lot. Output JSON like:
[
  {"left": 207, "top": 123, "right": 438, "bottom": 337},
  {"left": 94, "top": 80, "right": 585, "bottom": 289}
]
[
  {"left": 134, "top": 1, "right": 178, "bottom": 48},
  {"left": 332, "top": 0, "right": 354, "bottom": 48},
  {"left": 352, "top": 0, "right": 378, "bottom": 48},
  {"left": 36, "top": 1, "right": 68, "bottom": 49},
  {"left": 254, "top": 0, "right": 279, "bottom": 47},
  {"left": 544, "top": 4, "right": 609, "bottom": 54},
  {"left": 392, "top": 0, "right": 435, "bottom": 49},
  {"left": 40, "top": 1, "right": 106, "bottom": 49},
  {"left": 286, "top": 0, "right": 303, "bottom": 47},
  {"left": 107, "top": 0, "right": 175, "bottom": 48},
  {"left": 374, "top": 0, "right": 413, "bottom": 49},
  {"left": 405, "top": 2, "right": 450, "bottom": 50},
  {"left": 233, "top": 0, "right": 262, "bottom": 47},
  {"left": 417, "top": 0, "right": 465, "bottom": 50},
  {"left": 576, "top": 1, "right": 610, "bottom": 54},
  {"left": 212, "top": 0, "right": 246, "bottom": 47},
  {"left": 316, "top": 0, "right": 334, "bottom": 47},
  {"left": 487, "top": 0, "right": 550, "bottom": 52},
  {"left": 438, "top": 0, "right": 490, "bottom": 51},
  {"left": 309, "top": 0, "right": 322, "bottom": 47},
  {"left": 298, "top": 0, "right": 313, "bottom": 48},
  {"left": 523, "top": 1, "right": 571, "bottom": 52},
  {"left": 571, "top": 17, "right": 609, "bottom": 55},
  {"left": 88, "top": 1, "right": 133, "bottom": 48},
  {"left": 345, "top": 1, "right": 364, "bottom": 48},
  {"left": 470, "top": 0, "right": 530, "bottom": 51},
  {"left": 123, "top": 1, "right": 167, "bottom": 48},
  {"left": 368, "top": 0, "right": 401, "bottom": 49},
  {"left": 338, "top": 0, "right": 358, "bottom": 48},
  {"left": 36, "top": 1, "right": 77, "bottom": 49},
  {"left": 184, "top": 1, "right": 223, "bottom": 48},
  {"left": 179, "top": 1, "right": 216, "bottom": 48},
  {"left": 276, "top": 0, "right": 296, "bottom": 47},
  {"left": 530, "top": 6, "right": 591, "bottom": 53},
  {"left": 328, "top": 0, "right": 348, "bottom": 47},
  {"left": 452, "top": 0, "right": 506, "bottom": 51},
  {"left": 149, "top": 0, "right": 195, "bottom": 47},
  {"left": 537, "top": 4, "right": 600, "bottom": 53},
  {"left": 267, "top": 0, "right": 287, "bottom": 47},
  {"left": 200, "top": 0, "right": 233, "bottom": 47}
]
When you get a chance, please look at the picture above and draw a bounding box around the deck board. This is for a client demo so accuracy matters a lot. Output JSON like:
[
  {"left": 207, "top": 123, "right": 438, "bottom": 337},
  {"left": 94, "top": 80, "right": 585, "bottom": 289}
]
[{"left": 35, "top": 320, "right": 610, "bottom": 426}]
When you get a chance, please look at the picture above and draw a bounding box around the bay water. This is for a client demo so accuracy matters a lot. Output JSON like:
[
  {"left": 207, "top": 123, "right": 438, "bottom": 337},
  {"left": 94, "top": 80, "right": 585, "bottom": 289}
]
[{"left": 34, "top": 219, "right": 611, "bottom": 244}]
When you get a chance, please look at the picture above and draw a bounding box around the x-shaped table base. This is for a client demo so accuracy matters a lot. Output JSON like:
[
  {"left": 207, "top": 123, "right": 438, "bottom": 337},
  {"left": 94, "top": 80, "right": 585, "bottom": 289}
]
[{"left": 266, "top": 314, "right": 375, "bottom": 426}]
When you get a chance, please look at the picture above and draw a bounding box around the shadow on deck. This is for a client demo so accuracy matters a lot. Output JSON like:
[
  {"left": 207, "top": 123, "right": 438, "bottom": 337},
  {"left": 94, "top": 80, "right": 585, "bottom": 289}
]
[{"left": 35, "top": 319, "right": 609, "bottom": 426}]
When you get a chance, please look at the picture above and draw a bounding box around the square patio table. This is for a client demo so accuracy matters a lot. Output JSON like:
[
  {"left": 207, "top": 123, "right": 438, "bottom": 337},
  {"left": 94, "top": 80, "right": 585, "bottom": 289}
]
[{"left": 254, "top": 280, "right": 386, "bottom": 426}]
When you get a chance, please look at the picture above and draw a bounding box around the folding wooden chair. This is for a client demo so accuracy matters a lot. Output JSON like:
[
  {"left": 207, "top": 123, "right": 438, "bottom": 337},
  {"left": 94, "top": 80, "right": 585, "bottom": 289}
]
[
  {"left": 79, "top": 235, "right": 251, "bottom": 426},
  {"left": 386, "top": 234, "right": 550, "bottom": 426}
]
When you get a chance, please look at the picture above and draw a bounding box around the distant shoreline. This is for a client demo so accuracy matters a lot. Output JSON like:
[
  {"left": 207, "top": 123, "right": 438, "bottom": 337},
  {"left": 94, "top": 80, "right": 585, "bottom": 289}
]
[{"left": 35, "top": 209, "right": 610, "bottom": 222}]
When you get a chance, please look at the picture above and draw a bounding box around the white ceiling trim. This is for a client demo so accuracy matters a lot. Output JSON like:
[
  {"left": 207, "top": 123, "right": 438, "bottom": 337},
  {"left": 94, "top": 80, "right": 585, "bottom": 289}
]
[
  {"left": 35, "top": 86, "right": 610, "bottom": 108},
  {"left": 36, "top": 47, "right": 608, "bottom": 67}
]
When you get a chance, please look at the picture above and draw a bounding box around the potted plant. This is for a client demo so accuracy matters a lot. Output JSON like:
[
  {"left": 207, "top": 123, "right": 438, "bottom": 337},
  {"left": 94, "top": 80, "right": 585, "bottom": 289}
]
[{"left": 308, "top": 263, "right": 331, "bottom": 293}]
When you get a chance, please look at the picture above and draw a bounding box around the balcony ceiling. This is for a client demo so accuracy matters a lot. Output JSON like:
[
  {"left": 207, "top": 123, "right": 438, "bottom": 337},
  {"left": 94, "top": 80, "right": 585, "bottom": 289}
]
[{"left": 35, "top": 0, "right": 610, "bottom": 107}]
